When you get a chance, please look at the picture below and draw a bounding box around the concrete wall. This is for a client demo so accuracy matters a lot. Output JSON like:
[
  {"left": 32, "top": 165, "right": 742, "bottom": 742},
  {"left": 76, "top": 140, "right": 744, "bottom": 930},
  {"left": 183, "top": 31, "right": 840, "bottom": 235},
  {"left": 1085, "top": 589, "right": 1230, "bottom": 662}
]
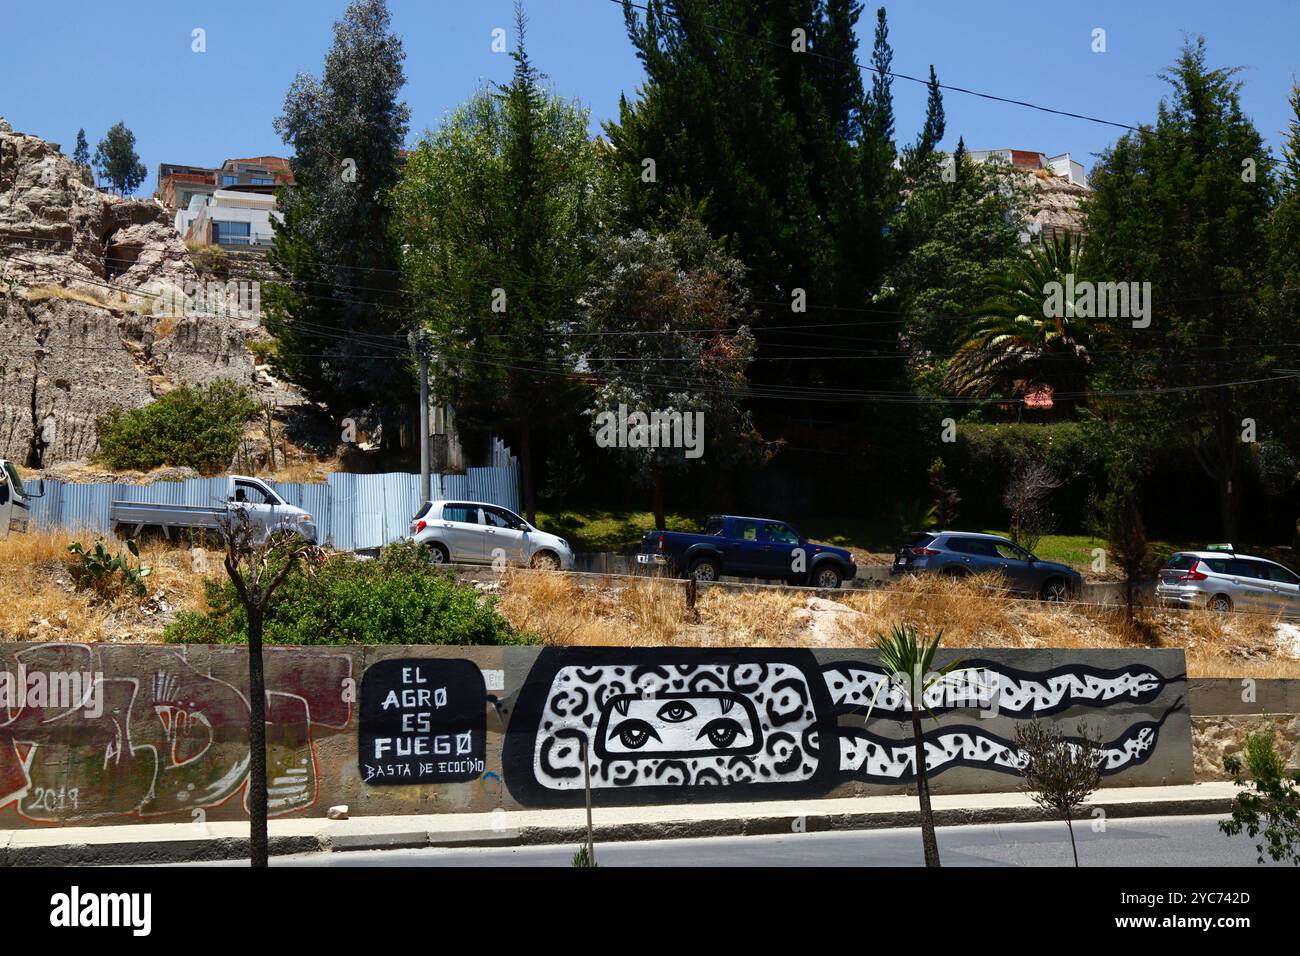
[
  {"left": 0, "top": 643, "right": 1196, "bottom": 828},
  {"left": 1186, "top": 677, "right": 1300, "bottom": 780}
]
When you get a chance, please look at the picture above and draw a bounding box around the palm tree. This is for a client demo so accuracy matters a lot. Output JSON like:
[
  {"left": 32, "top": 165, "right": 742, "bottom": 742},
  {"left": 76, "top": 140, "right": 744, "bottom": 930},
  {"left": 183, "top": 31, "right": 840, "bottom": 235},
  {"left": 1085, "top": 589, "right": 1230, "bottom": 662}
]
[
  {"left": 868, "top": 625, "right": 965, "bottom": 867},
  {"left": 944, "top": 232, "right": 1091, "bottom": 407}
]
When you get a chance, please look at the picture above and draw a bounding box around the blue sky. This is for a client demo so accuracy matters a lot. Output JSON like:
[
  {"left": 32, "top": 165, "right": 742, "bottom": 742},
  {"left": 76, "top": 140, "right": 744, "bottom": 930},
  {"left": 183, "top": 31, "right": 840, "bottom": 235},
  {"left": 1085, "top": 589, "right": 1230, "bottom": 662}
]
[{"left": 2, "top": 0, "right": 1296, "bottom": 192}]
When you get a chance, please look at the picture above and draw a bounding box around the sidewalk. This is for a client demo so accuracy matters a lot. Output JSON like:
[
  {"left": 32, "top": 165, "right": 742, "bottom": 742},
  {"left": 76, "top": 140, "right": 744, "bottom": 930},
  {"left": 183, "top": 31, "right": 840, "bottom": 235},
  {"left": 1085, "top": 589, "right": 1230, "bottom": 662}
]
[{"left": 0, "top": 782, "right": 1238, "bottom": 866}]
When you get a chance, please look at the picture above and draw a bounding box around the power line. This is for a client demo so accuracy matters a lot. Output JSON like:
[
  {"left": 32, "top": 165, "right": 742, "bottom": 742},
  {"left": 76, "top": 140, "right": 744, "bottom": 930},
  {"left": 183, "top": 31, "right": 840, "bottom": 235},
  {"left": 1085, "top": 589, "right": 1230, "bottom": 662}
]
[
  {"left": 7, "top": 252, "right": 1297, "bottom": 381},
  {"left": 610, "top": 0, "right": 1141, "bottom": 132}
]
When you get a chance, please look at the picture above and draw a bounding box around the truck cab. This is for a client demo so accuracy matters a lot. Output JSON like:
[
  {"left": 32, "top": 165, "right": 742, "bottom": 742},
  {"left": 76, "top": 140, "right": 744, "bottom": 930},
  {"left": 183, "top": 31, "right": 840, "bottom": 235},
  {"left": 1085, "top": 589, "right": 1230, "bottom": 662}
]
[
  {"left": 0, "top": 460, "right": 38, "bottom": 539},
  {"left": 640, "top": 514, "right": 857, "bottom": 588}
]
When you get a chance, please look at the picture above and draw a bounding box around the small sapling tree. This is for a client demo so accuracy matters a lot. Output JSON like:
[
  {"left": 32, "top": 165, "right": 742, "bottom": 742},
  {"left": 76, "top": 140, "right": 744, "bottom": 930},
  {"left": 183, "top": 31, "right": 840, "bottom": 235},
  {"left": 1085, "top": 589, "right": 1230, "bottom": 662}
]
[{"left": 1012, "top": 719, "right": 1104, "bottom": 865}]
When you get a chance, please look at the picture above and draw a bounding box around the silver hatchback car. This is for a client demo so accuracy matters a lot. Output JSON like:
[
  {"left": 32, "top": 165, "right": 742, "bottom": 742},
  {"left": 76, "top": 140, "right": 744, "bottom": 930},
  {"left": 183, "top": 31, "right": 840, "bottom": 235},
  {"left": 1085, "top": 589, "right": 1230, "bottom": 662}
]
[{"left": 1156, "top": 550, "right": 1300, "bottom": 618}]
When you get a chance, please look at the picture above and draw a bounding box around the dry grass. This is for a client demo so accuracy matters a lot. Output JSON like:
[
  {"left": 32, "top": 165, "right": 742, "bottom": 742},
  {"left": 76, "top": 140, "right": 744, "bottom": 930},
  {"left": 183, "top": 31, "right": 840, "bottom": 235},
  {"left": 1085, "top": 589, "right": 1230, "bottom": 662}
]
[
  {"left": 494, "top": 569, "right": 688, "bottom": 645},
  {"left": 492, "top": 569, "right": 1300, "bottom": 677},
  {"left": 24, "top": 284, "right": 109, "bottom": 309},
  {"left": 260, "top": 458, "right": 334, "bottom": 484},
  {"left": 0, "top": 528, "right": 223, "bottom": 643},
  {"left": 3, "top": 532, "right": 1294, "bottom": 679}
]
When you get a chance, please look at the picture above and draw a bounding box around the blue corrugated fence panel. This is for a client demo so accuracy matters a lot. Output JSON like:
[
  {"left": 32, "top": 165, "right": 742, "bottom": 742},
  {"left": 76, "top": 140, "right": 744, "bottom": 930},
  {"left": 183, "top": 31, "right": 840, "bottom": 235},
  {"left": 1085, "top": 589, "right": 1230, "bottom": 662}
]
[
  {"left": 299, "top": 483, "right": 332, "bottom": 546},
  {"left": 27, "top": 462, "right": 520, "bottom": 550},
  {"left": 326, "top": 472, "right": 355, "bottom": 550},
  {"left": 30, "top": 479, "right": 63, "bottom": 528},
  {"left": 381, "top": 472, "right": 417, "bottom": 545},
  {"left": 351, "top": 474, "right": 386, "bottom": 550}
]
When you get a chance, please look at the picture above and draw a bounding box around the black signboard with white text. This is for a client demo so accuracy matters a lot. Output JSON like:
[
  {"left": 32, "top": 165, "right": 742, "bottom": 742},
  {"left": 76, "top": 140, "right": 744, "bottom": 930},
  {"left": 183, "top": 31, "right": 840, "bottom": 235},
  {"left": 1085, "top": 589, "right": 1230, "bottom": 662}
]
[{"left": 358, "top": 658, "right": 486, "bottom": 785}]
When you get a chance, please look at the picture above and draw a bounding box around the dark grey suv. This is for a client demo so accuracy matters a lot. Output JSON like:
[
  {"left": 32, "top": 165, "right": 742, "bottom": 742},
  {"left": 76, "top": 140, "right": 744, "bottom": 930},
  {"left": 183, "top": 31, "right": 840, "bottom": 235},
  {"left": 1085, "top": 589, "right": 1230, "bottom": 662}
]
[{"left": 892, "top": 531, "right": 1083, "bottom": 600}]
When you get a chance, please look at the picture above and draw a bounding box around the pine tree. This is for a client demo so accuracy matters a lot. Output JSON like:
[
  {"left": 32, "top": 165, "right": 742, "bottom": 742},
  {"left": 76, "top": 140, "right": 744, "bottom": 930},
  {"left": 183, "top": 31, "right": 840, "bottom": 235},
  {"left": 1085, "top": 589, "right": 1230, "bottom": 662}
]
[
  {"left": 605, "top": 0, "right": 909, "bottom": 428},
  {"left": 92, "top": 122, "right": 146, "bottom": 195},
  {"left": 1281, "top": 80, "right": 1300, "bottom": 194},
  {"left": 394, "top": 4, "right": 599, "bottom": 521},
  {"left": 608, "top": 0, "right": 854, "bottom": 301},
  {"left": 72, "top": 128, "right": 89, "bottom": 168},
  {"left": 864, "top": 5, "right": 894, "bottom": 143}
]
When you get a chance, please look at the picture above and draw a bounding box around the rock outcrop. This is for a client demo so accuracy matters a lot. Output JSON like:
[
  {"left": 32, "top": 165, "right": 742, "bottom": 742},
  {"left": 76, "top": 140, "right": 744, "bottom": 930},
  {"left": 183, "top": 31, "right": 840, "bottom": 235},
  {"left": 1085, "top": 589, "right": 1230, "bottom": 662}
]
[
  {"left": 0, "top": 118, "right": 256, "bottom": 466},
  {"left": 1017, "top": 167, "right": 1089, "bottom": 240}
]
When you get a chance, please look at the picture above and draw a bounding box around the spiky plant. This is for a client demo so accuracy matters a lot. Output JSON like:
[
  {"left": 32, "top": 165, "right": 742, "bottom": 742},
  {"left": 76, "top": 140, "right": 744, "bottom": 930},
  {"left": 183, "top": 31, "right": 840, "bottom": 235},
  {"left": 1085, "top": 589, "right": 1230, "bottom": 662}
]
[{"left": 868, "top": 625, "right": 965, "bottom": 867}]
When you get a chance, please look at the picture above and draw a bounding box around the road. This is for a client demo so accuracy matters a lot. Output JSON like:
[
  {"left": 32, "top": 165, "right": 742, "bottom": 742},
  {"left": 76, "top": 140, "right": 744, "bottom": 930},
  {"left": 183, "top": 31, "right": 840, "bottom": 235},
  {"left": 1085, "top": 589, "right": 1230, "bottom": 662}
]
[{"left": 190, "top": 814, "right": 1280, "bottom": 867}]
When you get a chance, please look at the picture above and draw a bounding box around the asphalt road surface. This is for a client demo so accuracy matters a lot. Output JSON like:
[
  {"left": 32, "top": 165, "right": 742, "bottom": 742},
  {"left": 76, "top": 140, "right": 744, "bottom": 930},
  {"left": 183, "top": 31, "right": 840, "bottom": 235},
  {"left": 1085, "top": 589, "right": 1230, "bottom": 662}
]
[{"left": 198, "top": 814, "right": 1281, "bottom": 867}]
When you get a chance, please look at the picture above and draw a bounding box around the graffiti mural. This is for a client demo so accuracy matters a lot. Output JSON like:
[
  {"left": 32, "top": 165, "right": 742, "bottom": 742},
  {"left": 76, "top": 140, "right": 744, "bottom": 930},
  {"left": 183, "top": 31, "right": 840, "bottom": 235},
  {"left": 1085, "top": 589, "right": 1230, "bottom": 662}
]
[
  {"left": 502, "top": 648, "right": 1188, "bottom": 806},
  {"left": 0, "top": 643, "right": 1195, "bottom": 825},
  {"left": 358, "top": 659, "right": 487, "bottom": 784},
  {"left": 0, "top": 643, "right": 352, "bottom": 824}
]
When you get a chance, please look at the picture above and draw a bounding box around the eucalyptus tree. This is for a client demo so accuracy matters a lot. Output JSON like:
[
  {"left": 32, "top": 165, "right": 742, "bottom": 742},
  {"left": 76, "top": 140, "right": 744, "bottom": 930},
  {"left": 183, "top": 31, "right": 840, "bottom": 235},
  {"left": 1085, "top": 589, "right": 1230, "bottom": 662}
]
[{"left": 265, "top": 0, "right": 412, "bottom": 439}]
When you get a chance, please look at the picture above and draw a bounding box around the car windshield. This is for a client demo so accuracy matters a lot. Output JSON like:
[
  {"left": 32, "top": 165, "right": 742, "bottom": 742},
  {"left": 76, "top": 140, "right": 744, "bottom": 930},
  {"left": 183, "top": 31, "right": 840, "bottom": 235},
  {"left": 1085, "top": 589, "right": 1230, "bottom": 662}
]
[
  {"left": 3, "top": 462, "right": 25, "bottom": 498},
  {"left": 1166, "top": 554, "right": 1197, "bottom": 570},
  {"left": 994, "top": 541, "right": 1029, "bottom": 560},
  {"left": 764, "top": 522, "right": 799, "bottom": 544},
  {"left": 704, "top": 516, "right": 725, "bottom": 536},
  {"left": 1263, "top": 563, "right": 1300, "bottom": 584},
  {"left": 484, "top": 507, "right": 526, "bottom": 530},
  {"left": 413, "top": 501, "right": 432, "bottom": 520},
  {"left": 234, "top": 481, "right": 276, "bottom": 505}
]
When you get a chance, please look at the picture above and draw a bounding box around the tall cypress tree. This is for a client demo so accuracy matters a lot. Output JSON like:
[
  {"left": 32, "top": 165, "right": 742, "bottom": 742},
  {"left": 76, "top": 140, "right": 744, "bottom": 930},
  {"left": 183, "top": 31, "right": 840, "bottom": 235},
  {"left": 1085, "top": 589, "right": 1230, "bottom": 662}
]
[
  {"left": 1084, "top": 38, "right": 1276, "bottom": 540},
  {"left": 606, "top": 0, "right": 909, "bottom": 423}
]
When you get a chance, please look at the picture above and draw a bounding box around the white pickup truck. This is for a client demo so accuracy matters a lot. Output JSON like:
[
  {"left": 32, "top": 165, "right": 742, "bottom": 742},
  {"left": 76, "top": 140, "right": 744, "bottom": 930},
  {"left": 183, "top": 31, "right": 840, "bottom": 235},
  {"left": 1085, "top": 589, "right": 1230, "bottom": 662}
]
[
  {"left": 0, "top": 459, "right": 37, "bottom": 538},
  {"left": 110, "top": 475, "right": 317, "bottom": 543}
]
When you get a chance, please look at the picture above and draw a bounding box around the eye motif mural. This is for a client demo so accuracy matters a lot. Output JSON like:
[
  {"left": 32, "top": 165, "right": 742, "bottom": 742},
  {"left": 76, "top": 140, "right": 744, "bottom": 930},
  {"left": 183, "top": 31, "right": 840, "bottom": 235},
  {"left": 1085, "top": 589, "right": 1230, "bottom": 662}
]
[
  {"left": 502, "top": 648, "right": 1186, "bottom": 806},
  {"left": 533, "top": 659, "right": 823, "bottom": 791}
]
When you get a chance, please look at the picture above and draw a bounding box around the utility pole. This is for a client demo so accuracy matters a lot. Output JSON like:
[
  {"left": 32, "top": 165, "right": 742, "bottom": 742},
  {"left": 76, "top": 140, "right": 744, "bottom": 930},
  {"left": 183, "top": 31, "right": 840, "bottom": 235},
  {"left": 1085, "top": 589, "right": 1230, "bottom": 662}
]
[{"left": 413, "top": 327, "right": 432, "bottom": 504}]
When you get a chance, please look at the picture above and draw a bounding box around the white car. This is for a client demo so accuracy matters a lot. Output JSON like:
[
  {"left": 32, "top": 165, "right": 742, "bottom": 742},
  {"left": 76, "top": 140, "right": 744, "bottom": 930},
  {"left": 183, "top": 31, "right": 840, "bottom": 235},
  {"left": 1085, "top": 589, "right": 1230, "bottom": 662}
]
[
  {"left": 409, "top": 500, "right": 574, "bottom": 570},
  {"left": 1156, "top": 548, "right": 1300, "bottom": 618}
]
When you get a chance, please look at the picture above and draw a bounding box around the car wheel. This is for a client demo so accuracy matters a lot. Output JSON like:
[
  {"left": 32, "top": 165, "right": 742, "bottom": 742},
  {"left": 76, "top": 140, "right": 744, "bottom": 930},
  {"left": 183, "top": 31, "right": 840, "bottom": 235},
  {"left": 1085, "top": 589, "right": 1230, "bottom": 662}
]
[
  {"left": 1040, "top": 577, "right": 1068, "bottom": 602},
  {"left": 530, "top": 551, "right": 560, "bottom": 571},
  {"left": 689, "top": 556, "right": 720, "bottom": 582},
  {"left": 813, "top": 564, "right": 842, "bottom": 589},
  {"left": 423, "top": 542, "right": 449, "bottom": 565},
  {"left": 1209, "top": 594, "right": 1233, "bottom": 613}
]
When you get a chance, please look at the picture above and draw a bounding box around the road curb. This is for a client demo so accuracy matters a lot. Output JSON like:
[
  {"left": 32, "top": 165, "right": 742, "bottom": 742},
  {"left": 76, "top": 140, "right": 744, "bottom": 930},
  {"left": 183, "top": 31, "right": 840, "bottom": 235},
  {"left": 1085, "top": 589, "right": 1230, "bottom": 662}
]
[{"left": 0, "top": 793, "right": 1235, "bottom": 866}]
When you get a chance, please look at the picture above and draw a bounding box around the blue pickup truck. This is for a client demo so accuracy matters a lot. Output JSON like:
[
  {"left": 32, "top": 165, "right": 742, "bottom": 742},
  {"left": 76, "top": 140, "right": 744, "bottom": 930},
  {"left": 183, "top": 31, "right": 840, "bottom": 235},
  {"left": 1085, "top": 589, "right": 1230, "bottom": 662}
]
[{"left": 637, "top": 515, "right": 857, "bottom": 588}]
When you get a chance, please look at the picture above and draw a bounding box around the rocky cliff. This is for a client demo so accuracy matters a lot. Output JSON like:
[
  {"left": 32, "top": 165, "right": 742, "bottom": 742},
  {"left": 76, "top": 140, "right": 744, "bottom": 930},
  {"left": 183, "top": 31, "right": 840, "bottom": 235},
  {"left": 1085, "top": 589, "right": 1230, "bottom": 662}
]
[{"left": 0, "top": 118, "right": 257, "bottom": 466}]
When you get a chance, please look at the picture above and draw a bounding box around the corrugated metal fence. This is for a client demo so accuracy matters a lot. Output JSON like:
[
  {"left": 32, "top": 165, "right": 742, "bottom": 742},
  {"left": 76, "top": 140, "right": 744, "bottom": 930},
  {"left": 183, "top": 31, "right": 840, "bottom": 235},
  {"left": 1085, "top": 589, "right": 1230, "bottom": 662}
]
[{"left": 30, "top": 462, "right": 520, "bottom": 551}]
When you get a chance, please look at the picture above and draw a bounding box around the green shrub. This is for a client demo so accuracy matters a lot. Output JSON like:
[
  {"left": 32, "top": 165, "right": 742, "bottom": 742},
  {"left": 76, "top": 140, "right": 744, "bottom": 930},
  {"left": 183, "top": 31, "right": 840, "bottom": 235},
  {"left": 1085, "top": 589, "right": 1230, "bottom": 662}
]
[
  {"left": 164, "top": 543, "right": 531, "bottom": 646},
  {"left": 95, "top": 380, "right": 257, "bottom": 474},
  {"left": 185, "top": 240, "right": 229, "bottom": 274},
  {"left": 1220, "top": 732, "right": 1300, "bottom": 865}
]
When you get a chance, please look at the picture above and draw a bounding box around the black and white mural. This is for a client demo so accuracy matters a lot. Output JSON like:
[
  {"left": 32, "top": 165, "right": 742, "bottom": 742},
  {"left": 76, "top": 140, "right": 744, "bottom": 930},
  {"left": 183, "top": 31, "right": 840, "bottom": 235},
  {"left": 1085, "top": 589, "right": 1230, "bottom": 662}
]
[{"left": 500, "top": 647, "right": 1188, "bottom": 806}]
